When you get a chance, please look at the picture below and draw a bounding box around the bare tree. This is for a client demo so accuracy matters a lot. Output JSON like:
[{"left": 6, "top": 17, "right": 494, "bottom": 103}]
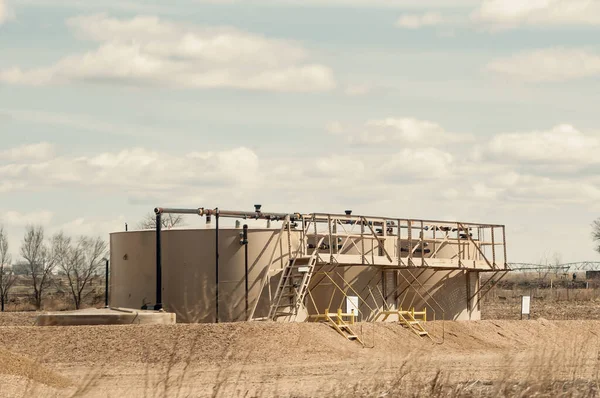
[
  {"left": 137, "top": 212, "right": 185, "bottom": 230},
  {"left": 593, "top": 219, "right": 600, "bottom": 254},
  {"left": 0, "top": 225, "right": 16, "bottom": 312},
  {"left": 20, "top": 226, "right": 60, "bottom": 310},
  {"left": 58, "top": 236, "right": 107, "bottom": 309}
]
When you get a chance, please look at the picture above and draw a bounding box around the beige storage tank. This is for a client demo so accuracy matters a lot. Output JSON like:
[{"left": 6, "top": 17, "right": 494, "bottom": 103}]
[
  {"left": 310, "top": 266, "right": 480, "bottom": 322},
  {"left": 110, "top": 228, "right": 293, "bottom": 323},
  {"left": 110, "top": 227, "right": 482, "bottom": 323},
  {"left": 395, "top": 269, "right": 480, "bottom": 321}
]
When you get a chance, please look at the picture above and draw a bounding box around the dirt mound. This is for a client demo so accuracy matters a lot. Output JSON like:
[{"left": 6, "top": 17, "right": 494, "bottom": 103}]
[
  {"left": 0, "top": 319, "right": 597, "bottom": 367},
  {"left": 0, "top": 312, "right": 40, "bottom": 326},
  {"left": 1, "top": 319, "right": 600, "bottom": 397},
  {"left": 0, "top": 322, "right": 401, "bottom": 365},
  {"left": 0, "top": 347, "right": 71, "bottom": 388},
  {"left": 0, "top": 375, "right": 70, "bottom": 398}
]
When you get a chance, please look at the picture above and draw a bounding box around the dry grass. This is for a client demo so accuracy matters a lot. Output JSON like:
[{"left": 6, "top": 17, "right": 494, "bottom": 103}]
[
  {"left": 326, "top": 342, "right": 600, "bottom": 397},
  {"left": 3, "top": 275, "right": 105, "bottom": 312},
  {"left": 2, "top": 317, "right": 600, "bottom": 397},
  {"left": 481, "top": 271, "right": 600, "bottom": 320}
]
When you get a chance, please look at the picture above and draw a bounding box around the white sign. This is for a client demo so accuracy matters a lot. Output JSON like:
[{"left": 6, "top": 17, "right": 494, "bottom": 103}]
[
  {"left": 346, "top": 296, "right": 359, "bottom": 319},
  {"left": 521, "top": 295, "right": 531, "bottom": 317}
]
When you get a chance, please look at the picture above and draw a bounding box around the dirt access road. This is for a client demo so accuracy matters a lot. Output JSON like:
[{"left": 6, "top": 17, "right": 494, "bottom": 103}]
[{"left": 1, "top": 314, "right": 599, "bottom": 397}]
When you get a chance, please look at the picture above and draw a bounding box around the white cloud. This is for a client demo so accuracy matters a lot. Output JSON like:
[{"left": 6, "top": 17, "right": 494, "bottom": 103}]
[
  {"left": 0, "top": 210, "right": 54, "bottom": 226},
  {"left": 0, "top": 0, "right": 6, "bottom": 25},
  {"left": 343, "top": 83, "right": 372, "bottom": 96},
  {"left": 4, "top": 124, "right": 598, "bottom": 212},
  {"left": 455, "top": 170, "right": 600, "bottom": 207},
  {"left": 0, "top": 14, "right": 335, "bottom": 92},
  {"left": 499, "top": 175, "right": 600, "bottom": 203},
  {"left": 19, "top": 0, "right": 481, "bottom": 7},
  {"left": 314, "top": 155, "right": 365, "bottom": 177},
  {"left": 0, "top": 0, "right": 15, "bottom": 25},
  {"left": 377, "top": 147, "right": 454, "bottom": 179},
  {"left": 487, "top": 48, "right": 600, "bottom": 82},
  {"left": 291, "top": 150, "right": 453, "bottom": 184},
  {"left": 488, "top": 124, "right": 600, "bottom": 165},
  {"left": 473, "top": 0, "right": 600, "bottom": 28},
  {"left": 194, "top": 0, "right": 480, "bottom": 8},
  {"left": 0, "top": 181, "right": 27, "bottom": 193},
  {"left": 0, "top": 142, "right": 56, "bottom": 162},
  {"left": 472, "top": 183, "right": 499, "bottom": 200},
  {"left": 325, "top": 121, "right": 345, "bottom": 134},
  {"left": 0, "top": 145, "right": 260, "bottom": 195},
  {"left": 0, "top": 108, "right": 182, "bottom": 138},
  {"left": 327, "top": 117, "right": 472, "bottom": 146},
  {"left": 53, "top": 215, "right": 127, "bottom": 238},
  {"left": 396, "top": 12, "right": 443, "bottom": 29}
]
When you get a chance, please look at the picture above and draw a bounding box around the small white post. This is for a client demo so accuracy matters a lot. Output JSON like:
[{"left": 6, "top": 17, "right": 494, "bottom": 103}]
[{"left": 521, "top": 295, "right": 531, "bottom": 320}]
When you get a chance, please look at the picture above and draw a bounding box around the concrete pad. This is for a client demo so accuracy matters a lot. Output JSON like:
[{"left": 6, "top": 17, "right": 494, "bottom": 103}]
[{"left": 35, "top": 307, "right": 176, "bottom": 326}]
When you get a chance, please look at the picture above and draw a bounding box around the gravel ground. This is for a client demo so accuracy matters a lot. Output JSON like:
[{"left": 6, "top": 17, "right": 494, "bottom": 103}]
[
  {"left": 0, "top": 347, "right": 71, "bottom": 387},
  {"left": 0, "top": 312, "right": 40, "bottom": 326},
  {"left": 2, "top": 311, "right": 600, "bottom": 397},
  {"left": 481, "top": 298, "right": 600, "bottom": 320}
]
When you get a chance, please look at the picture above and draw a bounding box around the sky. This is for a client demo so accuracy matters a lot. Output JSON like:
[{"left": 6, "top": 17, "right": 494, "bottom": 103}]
[{"left": 1, "top": 0, "right": 600, "bottom": 264}]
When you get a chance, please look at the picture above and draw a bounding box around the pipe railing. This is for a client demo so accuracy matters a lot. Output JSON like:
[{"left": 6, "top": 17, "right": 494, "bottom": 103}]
[
  {"left": 150, "top": 205, "right": 508, "bottom": 313},
  {"left": 154, "top": 207, "right": 505, "bottom": 228}
]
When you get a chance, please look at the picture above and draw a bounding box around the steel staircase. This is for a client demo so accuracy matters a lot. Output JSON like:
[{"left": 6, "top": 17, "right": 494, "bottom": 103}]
[
  {"left": 398, "top": 310, "right": 430, "bottom": 338},
  {"left": 374, "top": 308, "right": 430, "bottom": 338},
  {"left": 308, "top": 308, "right": 364, "bottom": 345},
  {"left": 268, "top": 237, "right": 324, "bottom": 320},
  {"left": 325, "top": 311, "right": 363, "bottom": 345}
]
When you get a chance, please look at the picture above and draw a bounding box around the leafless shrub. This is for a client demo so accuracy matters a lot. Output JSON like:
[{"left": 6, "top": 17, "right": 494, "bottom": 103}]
[
  {"left": 56, "top": 236, "right": 107, "bottom": 309},
  {"left": 592, "top": 219, "right": 600, "bottom": 254},
  {"left": 0, "top": 224, "right": 16, "bottom": 312},
  {"left": 19, "top": 226, "right": 61, "bottom": 310},
  {"left": 138, "top": 212, "right": 185, "bottom": 230}
]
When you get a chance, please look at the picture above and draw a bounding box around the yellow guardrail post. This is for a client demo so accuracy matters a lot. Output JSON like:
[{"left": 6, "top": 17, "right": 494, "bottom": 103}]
[
  {"left": 350, "top": 309, "right": 355, "bottom": 325},
  {"left": 337, "top": 308, "right": 342, "bottom": 325},
  {"left": 423, "top": 307, "right": 427, "bottom": 322}
]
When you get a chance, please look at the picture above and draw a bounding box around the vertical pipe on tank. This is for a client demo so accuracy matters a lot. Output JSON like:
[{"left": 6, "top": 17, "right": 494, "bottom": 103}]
[
  {"left": 243, "top": 224, "right": 249, "bottom": 320},
  {"left": 104, "top": 258, "right": 109, "bottom": 308},
  {"left": 215, "top": 209, "right": 220, "bottom": 323},
  {"left": 155, "top": 212, "right": 163, "bottom": 311}
]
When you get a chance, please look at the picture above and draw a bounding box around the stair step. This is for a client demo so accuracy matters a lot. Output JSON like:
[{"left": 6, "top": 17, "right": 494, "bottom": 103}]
[
  {"left": 418, "top": 331, "right": 428, "bottom": 336},
  {"left": 347, "top": 335, "right": 358, "bottom": 339},
  {"left": 280, "top": 281, "right": 300, "bottom": 288},
  {"left": 268, "top": 243, "right": 322, "bottom": 321}
]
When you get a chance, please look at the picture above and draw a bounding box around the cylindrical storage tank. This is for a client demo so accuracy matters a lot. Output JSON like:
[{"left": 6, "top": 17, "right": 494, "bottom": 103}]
[
  {"left": 110, "top": 228, "right": 298, "bottom": 323},
  {"left": 110, "top": 231, "right": 156, "bottom": 310},
  {"left": 396, "top": 269, "right": 480, "bottom": 321}
]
